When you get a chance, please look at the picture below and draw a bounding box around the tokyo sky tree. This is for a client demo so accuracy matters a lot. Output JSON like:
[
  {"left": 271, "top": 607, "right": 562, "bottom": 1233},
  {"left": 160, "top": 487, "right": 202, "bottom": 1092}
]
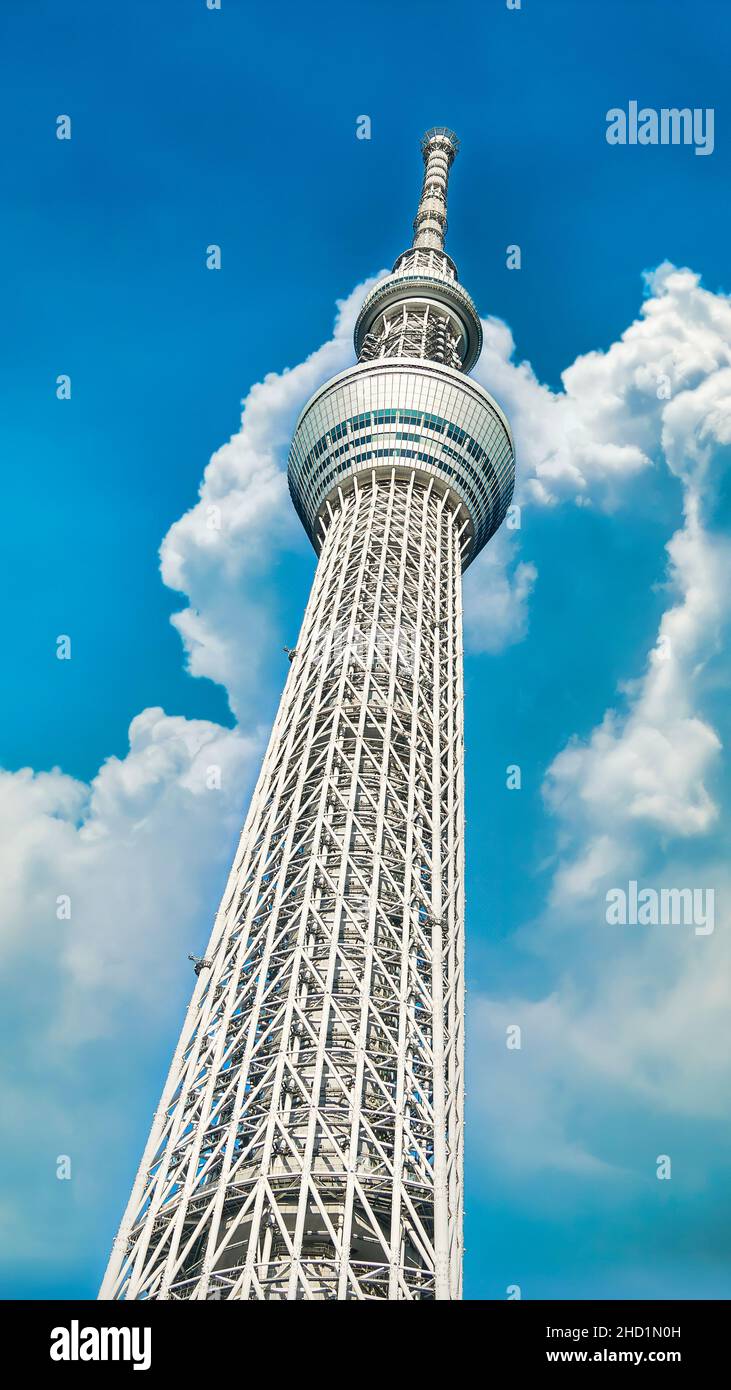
[{"left": 101, "top": 128, "right": 515, "bottom": 1302}]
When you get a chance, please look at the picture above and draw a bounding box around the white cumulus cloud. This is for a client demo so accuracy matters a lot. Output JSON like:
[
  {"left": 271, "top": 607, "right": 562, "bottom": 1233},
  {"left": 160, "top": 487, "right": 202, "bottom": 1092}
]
[{"left": 469, "top": 266, "right": 731, "bottom": 1186}]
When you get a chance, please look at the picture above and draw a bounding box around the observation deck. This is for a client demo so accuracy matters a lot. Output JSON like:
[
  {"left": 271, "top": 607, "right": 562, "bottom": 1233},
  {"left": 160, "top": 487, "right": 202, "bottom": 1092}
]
[{"left": 288, "top": 357, "right": 514, "bottom": 569}]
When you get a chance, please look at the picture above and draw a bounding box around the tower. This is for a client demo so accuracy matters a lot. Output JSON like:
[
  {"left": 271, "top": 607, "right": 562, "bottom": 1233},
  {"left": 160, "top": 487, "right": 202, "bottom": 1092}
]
[{"left": 101, "top": 128, "right": 515, "bottom": 1302}]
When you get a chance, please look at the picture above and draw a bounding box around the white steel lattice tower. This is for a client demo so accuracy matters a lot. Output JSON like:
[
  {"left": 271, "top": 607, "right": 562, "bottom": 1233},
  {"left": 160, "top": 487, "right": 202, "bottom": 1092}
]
[{"left": 101, "top": 128, "right": 515, "bottom": 1302}]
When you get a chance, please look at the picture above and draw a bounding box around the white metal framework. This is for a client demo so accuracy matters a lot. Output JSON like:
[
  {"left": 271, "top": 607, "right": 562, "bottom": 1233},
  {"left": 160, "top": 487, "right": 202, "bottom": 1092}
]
[{"left": 101, "top": 128, "right": 515, "bottom": 1301}]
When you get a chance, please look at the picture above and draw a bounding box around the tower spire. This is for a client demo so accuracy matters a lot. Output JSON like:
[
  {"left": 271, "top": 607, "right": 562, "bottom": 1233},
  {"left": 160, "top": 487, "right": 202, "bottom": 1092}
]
[
  {"left": 354, "top": 127, "right": 482, "bottom": 374},
  {"left": 412, "top": 127, "right": 460, "bottom": 251}
]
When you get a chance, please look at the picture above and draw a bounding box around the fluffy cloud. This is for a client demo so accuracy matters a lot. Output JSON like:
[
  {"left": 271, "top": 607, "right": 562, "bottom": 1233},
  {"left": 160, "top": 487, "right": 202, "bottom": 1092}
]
[
  {"left": 1, "top": 708, "right": 261, "bottom": 1048},
  {"left": 463, "top": 527, "right": 537, "bottom": 653},
  {"left": 475, "top": 263, "right": 731, "bottom": 510},
  {"left": 0, "top": 709, "right": 260, "bottom": 1279},
  {"left": 160, "top": 277, "right": 381, "bottom": 721},
  {"left": 465, "top": 261, "right": 731, "bottom": 645},
  {"left": 546, "top": 505, "right": 729, "bottom": 900},
  {"left": 470, "top": 883, "right": 731, "bottom": 1189},
  {"left": 469, "top": 267, "right": 731, "bottom": 1187},
  {"left": 544, "top": 303, "right": 731, "bottom": 893}
]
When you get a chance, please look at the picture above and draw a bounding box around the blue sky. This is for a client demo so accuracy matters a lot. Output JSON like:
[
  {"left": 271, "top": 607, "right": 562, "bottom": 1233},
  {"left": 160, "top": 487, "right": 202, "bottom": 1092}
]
[{"left": 2, "top": 0, "right": 731, "bottom": 1300}]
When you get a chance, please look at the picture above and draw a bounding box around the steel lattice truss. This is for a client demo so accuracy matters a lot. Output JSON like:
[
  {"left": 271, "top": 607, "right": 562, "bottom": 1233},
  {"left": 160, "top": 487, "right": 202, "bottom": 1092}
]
[
  {"left": 359, "top": 302, "right": 464, "bottom": 369},
  {"left": 102, "top": 473, "right": 466, "bottom": 1301}
]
